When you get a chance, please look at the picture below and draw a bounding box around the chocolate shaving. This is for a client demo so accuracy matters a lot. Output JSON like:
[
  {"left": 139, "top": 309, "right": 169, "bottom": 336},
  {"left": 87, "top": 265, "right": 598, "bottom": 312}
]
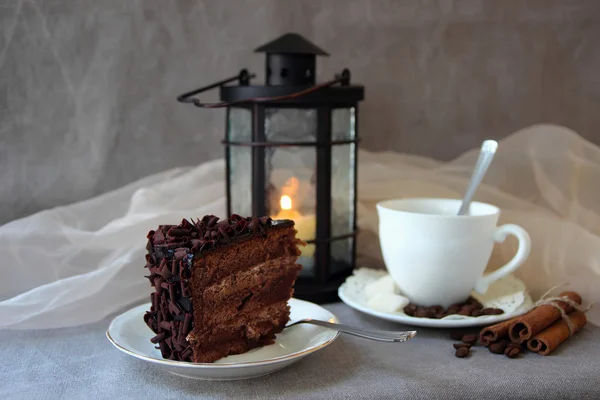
[
  {"left": 151, "top": 292, "right": 159, "bottom": 312},
  {"left": 180, "top": 347, "right": 193, "bottom": 360},
  {"left": 207, "top": 216, "right": 219, "bottom": 228},
  {"left": 180, "top": 281, "right": 190, "bottom": 297},
  {"left": 168, "top": 228, "right": 190, "bottom": 238},
  {"left": 248, "top": 218, "right": 259, "bottom": 232},
  {"left": 168, "top": 301, "right": 182, "bottom": 316},
  {"left": 150, "top": 332, "right": 166, "bottom": 344},
  {"left": 160, "top": 263, "right": 172, "bottom": 280},
  {"left": 153, "top": 230, "right": 165, "bottom": 245},
  {"left": 259, "top": 216, "right": 272, "bottom": 226}
]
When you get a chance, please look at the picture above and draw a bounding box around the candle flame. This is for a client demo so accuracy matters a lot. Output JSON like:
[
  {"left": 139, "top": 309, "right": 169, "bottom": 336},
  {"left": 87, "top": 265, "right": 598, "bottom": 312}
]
[{"left": 280, "top": 195, "right": 292, "bottom": 211}]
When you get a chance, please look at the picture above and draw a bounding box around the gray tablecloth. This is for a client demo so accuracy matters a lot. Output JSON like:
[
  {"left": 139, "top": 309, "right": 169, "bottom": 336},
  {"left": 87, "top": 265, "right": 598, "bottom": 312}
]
[{"left": 1, "top": 302, "right": 599, "bottom": 400}]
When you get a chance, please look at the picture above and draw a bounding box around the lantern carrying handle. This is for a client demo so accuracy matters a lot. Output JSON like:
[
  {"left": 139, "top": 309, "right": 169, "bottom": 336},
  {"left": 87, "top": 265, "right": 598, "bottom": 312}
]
[
  {"left": 176, "top": 69, "right": 352, "bottom": 109},
  {"left": 176, "top": 69, "right": 255, "bottom": 105}
]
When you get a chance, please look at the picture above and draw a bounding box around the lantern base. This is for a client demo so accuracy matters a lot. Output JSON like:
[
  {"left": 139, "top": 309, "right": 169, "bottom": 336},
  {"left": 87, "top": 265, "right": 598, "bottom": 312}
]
[{"left": 293, "top": 271, "right": 352, "bottom": 304}]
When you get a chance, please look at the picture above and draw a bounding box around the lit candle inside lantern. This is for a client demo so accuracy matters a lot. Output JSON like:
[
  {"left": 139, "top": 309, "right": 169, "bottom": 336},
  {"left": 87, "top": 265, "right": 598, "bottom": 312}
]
[{"left": 273, "top": 193, "right": 316, "bottom": 257}]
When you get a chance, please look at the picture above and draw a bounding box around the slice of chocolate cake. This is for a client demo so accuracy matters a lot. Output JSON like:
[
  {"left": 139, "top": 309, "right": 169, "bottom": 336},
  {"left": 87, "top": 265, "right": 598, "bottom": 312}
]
[{"left": 143, "top": 214, "right": 302, "bottom": 363}]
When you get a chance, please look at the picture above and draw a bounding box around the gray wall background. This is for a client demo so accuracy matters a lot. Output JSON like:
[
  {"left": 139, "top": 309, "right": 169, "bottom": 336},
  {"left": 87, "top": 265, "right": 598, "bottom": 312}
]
[{"left": 1, "top": 0, "right": 600, "bottom": 224}]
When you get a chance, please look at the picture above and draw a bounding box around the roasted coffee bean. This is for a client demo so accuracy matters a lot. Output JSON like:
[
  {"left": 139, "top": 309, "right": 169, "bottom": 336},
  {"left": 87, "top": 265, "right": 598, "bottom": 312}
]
[
  {"left": 506, "top": 342, "right": 522, "bottom": 349},
  {"left": 458, "top": 305, "right": 474, "bottom": 316},
  {"left": 467, "top": 297, "right": 484, "bottom": 309},
  {"left": 482, "top": 307, "right": 504, "bottom": 315},
  {"left": 447, "top": 305, "right": 461, "bottom": 315},
  {"left": 462, "top": 334, "right": 478, "bottom": 345},
  {"left": 505, "top": 347, "right": 520, "bottom": 358},
  {"left": 450, "top": 331, "right": 465, "bottom": 341},
  {"left": 435, "top": 312, "right": 449, "bottom": 319},
  {"left": 430, "top": 305, "right": 444, "bottom": 315},
  {"left": 414, "top": 308, "right": 435, "bottom": 318},
  {"left": 471, "top": 309, "right": 483, "bottom": 317},
  {"left": 453, "top": 343, "right": 472, "bottom": 350},
  {"left": 404, "top": 304, "right": 417, "bottom": 316},
  {"left": 455, "top": 347, "right": 470, "bottom": 358},
  {"left": 489, "top": 340, "right": 509, "bottom": 354}
]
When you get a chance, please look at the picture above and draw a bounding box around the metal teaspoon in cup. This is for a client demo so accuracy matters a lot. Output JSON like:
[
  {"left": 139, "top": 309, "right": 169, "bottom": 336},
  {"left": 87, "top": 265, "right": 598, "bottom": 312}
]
[{"left": 457, "top": 140, "right": 498, "bottom": 216}]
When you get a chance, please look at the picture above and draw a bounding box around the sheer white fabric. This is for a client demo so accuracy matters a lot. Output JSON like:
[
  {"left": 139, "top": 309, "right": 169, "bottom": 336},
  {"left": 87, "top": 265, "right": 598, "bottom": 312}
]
[{"left": 1, "top": 124, "right": 598, "bottom": 329}]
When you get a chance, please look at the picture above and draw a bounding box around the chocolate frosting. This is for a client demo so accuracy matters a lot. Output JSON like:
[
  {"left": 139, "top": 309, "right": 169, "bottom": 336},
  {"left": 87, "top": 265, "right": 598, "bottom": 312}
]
[{"left": 143, "top": 214, "right": 293, "bottom": 361}]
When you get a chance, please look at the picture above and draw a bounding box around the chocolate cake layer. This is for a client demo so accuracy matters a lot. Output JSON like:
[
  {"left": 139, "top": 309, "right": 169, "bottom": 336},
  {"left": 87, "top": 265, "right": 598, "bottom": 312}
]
[
  {"left": 200, "top": 258, "right": 301, "bottom": 327},
  {"left": 188, "top": 300, "right": 290, "bottom": 351},
  {"left": 143, "top": 214, "right": 302, "bottom": 363}
]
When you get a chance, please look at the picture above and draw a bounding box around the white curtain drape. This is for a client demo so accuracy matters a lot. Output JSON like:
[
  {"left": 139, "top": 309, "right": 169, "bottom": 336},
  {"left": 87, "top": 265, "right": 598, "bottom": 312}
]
[{"left": 1, "top": 124, "right": 598, "bottom": 329}]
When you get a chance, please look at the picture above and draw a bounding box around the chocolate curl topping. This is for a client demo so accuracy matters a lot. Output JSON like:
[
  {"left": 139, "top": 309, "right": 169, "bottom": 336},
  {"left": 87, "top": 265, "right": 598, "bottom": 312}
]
[
  {"left": 180, "top": 281, "right": 190, "bottom": 297},
  {"left": 181, "top": 266, "right": 192, "bottom": 279},
  {"left": 218, "top": 226, "right": 233, "bottom": 242},
  {"left": 172, "top": 259, "right": 181, "bottom": 276},
  {"left": 143, "top": 312, "right": 155, "bottom": 330},
  {"left": 248, "top": 218, "right": 259, "bottom": 232},
  {"left": 159, "top": 262, "right": 172, "bottom": 280},
  {"left": 150, "top": 332, "right": 166, "bottom": 344},
  {"left": 180, "top": 347, "right": 193, "bottom": 360},
  {"left": 191, "top": 241, "right": 201, "bottom": 253},
  {"left": 159, "top": 320, "right": 172, "bottom": 330},
  {"left": 146, "top": 230, "right": 155, "bottom": 239},
  {"left": 159, "top": 341, "right": 170, "bottom": 357},
  {"left": 230, "top": 214, "right": 244, "bottom": 223},
  {"left": 151, "top": 292, "right": 159, "bottom": 312},
  {"left": 153, "top": 276, "right": 162, "bottom": 289},
  {"left": 168, "top": 283, "right": 176, "bottom": 302},
  {"left": 153, "top": 230, "right": 166, "bottom": 245},
  {"left": 167, "top": 228, "right": 190, "bottom": 238},
  {"left": 216, "top": 219, "right": 230, "bottom": 228},
  {"left": 168, "top": 301, "right": 182, "bottom": 315},
  {"left": 259, "top": 216, "right": 273, "bottom": 226},
  {"left": 210, "top": 230, "right": 219, "bottom": 242},
  {"left": 159, "top": 297, "right": 168, "bottom": 319},
  {"left": 174, "top": 248, "right": 188, "bottom": 260},
  {"left": 179, "top": 218, "right": 194, "bottom": 231},
  {"left": 235, "top": 219, "right": 247, "bottom": 233},
  {"left": 183, "top": 313, "right": 193, "bottom": 336}
]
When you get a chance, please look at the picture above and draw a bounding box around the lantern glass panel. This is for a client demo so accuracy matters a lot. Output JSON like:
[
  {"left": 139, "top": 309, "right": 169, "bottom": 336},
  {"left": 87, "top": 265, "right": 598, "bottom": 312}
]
[
  {"left": 227, "top": 107, "right": 253, "bottom": 217},
  {"left": 331, "top": 107, "right": 356, "bottom": 274},
  {"left": 265, "top": 108, "right": 317, "bottom": 277}
]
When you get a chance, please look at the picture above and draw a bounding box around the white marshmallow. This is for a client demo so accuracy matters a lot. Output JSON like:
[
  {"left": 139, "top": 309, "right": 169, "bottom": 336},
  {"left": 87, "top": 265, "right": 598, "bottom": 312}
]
[
  {"left": 367, "top": 292, "right": 410, "bottom": 313},
  {"left": 365, "top": 275, "right": 397, "bottom": 300}
]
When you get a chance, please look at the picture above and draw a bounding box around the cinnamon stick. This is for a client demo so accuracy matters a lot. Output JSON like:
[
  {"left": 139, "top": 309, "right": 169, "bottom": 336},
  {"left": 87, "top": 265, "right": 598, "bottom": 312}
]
[
  {"left": 479, "top": 318, "right": 515, "bottom": 346},
  {"left": 508, "top": 291, "right": 582, "bottom": 343},
  {"left": 527, "top": 311, "right": 587, "bottom": 355}
]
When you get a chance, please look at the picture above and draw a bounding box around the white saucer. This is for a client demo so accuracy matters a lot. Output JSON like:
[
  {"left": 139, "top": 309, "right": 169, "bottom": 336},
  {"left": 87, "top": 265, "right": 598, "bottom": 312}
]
[
  {"left": 106, "top": 298, "right": 339, "bottom": 380},
  {"left": 338, "top": 269, "right": 533, "bottom": 328}
]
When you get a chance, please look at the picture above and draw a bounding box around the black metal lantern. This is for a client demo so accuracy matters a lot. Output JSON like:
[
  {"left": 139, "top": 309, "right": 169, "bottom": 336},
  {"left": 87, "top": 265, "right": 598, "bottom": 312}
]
[{"left": 177, "top": 33, "right": 364, "bottom": 303}]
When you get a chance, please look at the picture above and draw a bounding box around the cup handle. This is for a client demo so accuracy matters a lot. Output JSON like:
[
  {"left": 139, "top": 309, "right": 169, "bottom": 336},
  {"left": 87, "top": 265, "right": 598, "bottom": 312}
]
[{"left": 473, "top": 224, "right": 531, "bottom": 294}]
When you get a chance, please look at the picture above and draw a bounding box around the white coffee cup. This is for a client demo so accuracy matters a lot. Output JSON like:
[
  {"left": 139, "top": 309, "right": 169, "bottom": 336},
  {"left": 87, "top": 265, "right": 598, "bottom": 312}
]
[{"left": 376, "top": 198, "right": 531, "bottom": 307}]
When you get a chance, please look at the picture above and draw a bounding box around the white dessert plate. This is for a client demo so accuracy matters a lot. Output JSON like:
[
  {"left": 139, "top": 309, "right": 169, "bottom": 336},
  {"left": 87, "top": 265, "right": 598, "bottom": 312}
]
[
  {"left": 338, "top": 268, "right": 533, "bottom": 329},
  {"left": 106, "top": 298, "right": 339, "bottom": 380}
]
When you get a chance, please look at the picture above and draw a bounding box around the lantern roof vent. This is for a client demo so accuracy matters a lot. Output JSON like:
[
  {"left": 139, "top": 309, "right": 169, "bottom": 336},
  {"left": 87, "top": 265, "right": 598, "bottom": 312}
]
[{"left": 254, "top": 33, "right": 329, "bottom": 56}]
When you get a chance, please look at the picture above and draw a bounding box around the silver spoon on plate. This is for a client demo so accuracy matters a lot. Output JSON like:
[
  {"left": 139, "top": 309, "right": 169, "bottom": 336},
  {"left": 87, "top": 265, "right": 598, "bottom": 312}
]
[{"left": 286, "top": 318, "right": 417, "bottom": 342}]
